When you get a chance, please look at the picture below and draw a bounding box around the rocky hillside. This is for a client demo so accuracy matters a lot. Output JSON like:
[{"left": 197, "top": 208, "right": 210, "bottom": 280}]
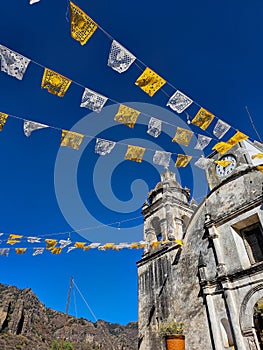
[{"left": 0, "top": 283, "right": 138, "bottom": 350}]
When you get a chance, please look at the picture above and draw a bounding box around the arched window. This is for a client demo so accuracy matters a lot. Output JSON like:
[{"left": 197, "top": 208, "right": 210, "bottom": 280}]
[{"left": 151, "top": 217, "right": 162, "bottom": 241}]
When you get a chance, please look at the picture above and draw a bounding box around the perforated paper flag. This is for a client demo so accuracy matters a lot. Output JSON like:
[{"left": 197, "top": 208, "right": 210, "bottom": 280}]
[
  {"left": 194, "top": 157, "right": 213, "bottom": 170},
  {"left": 125, "top": 145, "right": 146, "bottom": 163},
  {"left": 175, "top": 154, "right": 192, "bottom": 167},
  {"left": 0, "top": 45, "right": 30, "bottom": 80},
  {"left": 51, "top": 247, "right": 62, "bottom": 255},
  {"left": 70, "top": 2, "right": 98, "bottom": 45},
  {"left": 251, "top": 153, "right": 263, "bottom": 159},
  {"left": 0, "top": 248, "right": 9, "bottom": 257},
  {"left": 213, "top": 119, "right": 230, "bottom": 139},
  {"left": 114, "top": 104, "right": 140, "bottom": 128},
  {"left": 227, "top": 131, "right": 248, "bottom": 146},
  {"left": 33, "top": 248, "right": 44, "bottom": 256},
  {"left": 191, "top": 108, "right": 214, "bottom": 130},
  {"left": 147, "top": 117, "right": 162, "bottom": 138},
  {"left": 108, "top": 40, "right": 136, "bottom": 73},
  {"left": 27, "top": 237, "right": 41, "bottom": 243},
  {"left": 214, "top": 160, "right": 232, "bottom": 167},
  {"left": 45, "top": 239, "right": 57, "bottom": 250},
  {"left": 41, "top": 68, "right": 72, "bottom": 97},
  {"left": 153, "top": 150, "right": 171, "bottom": 168},
  {"left": 194, "top": 134, "right": 212, "bottom": 150},
  {"left": 95, "top": 138, "right": 116, "bottom": 155},
  {"left": 172, "top": 127, "right": 193, "bottom": 146},
  {"left": 212, "top": 142, "right": 233, "bottom": 155},
  {"left": 0, "top": 113, "right": 8, "bottom": 131},
  {"left": 167, "top": 90, "right": 192, "bottom": 113},
  {"left": 30, "top": 0, "right": 40, "bottom": 4},
  {"left": 60, "top": 130, "right": 84, "bottom": 150},
  {"left": 15, "top": 248, "right": 27, "bottom": 255},
  {"left": 135, "top": 67, "right": 166, "bottom": 97},
  {"left": 23, "top": 120, "right": 48, "bottom": 137},
  {"left": 59, "top": 240, "right": 72, "bottom": 249},
  {"left": 80, "top": 88, "right": 108, "bottom": 113}
]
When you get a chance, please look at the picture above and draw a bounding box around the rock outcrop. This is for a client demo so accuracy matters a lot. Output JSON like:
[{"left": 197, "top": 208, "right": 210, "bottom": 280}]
[{"left": 0, "top": 283, "right": 137, "bottom": 349}]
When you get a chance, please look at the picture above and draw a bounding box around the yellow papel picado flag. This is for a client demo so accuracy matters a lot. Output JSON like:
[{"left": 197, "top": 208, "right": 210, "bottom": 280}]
[
  {"left": 41, "top": 68, "right": 72, "bottom": 97},
  {"left": 175, "top": 154, "right": 192, "bottom": 167},
  {"left": 252, "top": 153, "right": 263, "bottom": 159},
  {"left": 51, "top": 247, "right": 62, "bottom": 255},
  {"left": 214, "top": 160, "right": 232, "bottom": 167},
  {"left": 135, "top": 67, "right": 166, "bottom": 97},
  {"left": 74, "top": 242, "right": 86, "bottom": 248},
  {"left": 227, "top": 131, "right": 248, "bottom": 146},
  {"left": 191, "top": 108, "right": 214, "bottom": 130},
  {"left": 172, "top": 127, "right": 193, "bottom": 146},
  {"left": 257, "top": 166, "right": 263, "bottom": 173},
  {"left": 125, "top": 145, "right": 146, "bottom": 163},
  {"left": 60, "top": 130, "right": 84, "bottom": 150},
  {"left": 114, "top": 104, "right": 140, "bottom": 128},
  {"left": 15, "top": 248, "right": 27, "bottom": 255},
  {"left": 0, "top": 112, "right": 8, "bottom": 131},
  {"left": 7, "top": 234, "right": 22, "bottom": 245},
  {"left": 70, "top": 2, "right": 98, "bottom": 45},
  {"left": 45, "top": 239, "right": 57, "bottom": 250},
  {"left": 212, "top": 141, "right": 233, "bottom": 155}
]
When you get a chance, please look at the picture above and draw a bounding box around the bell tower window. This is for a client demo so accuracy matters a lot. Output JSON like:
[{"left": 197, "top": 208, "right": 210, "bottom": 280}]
[{"left": 241, "top": 223, "right": 263, "bottom": 264}]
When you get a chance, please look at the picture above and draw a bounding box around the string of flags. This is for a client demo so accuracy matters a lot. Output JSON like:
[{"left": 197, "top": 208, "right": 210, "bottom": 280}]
[
  {"left": 1, "top": 109, "right": 263, "bottom": 170},
  {"left": 0, "top": 41, "right": 255, "bottom": 153},
  {"left": 0, "top": 232, "right": 183, "bottom": 256}
]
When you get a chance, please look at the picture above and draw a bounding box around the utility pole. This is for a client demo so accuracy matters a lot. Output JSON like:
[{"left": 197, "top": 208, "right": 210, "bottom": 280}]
[{"left": 60, "top": 276, "right": 73, "bottom": 350}]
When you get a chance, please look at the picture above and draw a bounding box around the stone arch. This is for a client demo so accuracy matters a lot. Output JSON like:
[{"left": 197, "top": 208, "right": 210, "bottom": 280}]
[{"left": 240, "top": 284, "right": 263, "bottom": 336}]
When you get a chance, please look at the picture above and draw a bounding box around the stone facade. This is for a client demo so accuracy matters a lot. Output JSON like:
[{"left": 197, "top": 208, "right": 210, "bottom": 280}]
[{"left": 137, "top": 141, "right": 263, "bottom": 349}]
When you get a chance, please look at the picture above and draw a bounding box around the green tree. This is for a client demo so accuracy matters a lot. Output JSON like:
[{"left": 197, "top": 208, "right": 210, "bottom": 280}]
[{"left": 51, "top": 340, "right": 75, "bottom": 350}]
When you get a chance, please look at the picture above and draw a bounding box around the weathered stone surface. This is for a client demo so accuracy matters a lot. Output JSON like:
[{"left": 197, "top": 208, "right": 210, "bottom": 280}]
[{"left": 138, "top": 163, "right": 263, "bottom": 349}]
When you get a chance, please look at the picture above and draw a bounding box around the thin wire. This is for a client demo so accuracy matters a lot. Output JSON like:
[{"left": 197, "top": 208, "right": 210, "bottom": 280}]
[
  {"left": 73, "top": 280, "right": 116, "bottom": 350},
  {"left": 0, "top": 214, "right": 143, "bottom": 237},
  {"left": 73, "top": 286, "right": 78, "bottom": 319},
  {"left": 245, "top": 106, "right": 262, "bottom": 142},
  {"left": 7, "top": 111, "right": 217, "bottom": 157}
]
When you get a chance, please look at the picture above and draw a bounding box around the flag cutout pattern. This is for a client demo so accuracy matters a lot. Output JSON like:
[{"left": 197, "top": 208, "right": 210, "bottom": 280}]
[
  {"left": 23, "top": 120, "right": 48, "bottom": 137},
  {"left": 0, "top": 45, "right": 30, "bottom": 80},
  {"left": 80, "top": 88, "right": 108, "bottom": 113},
  {"left": 41, "top": 68, "right": 72, "bottom": 97},
  {"left": 172, "top": 127, "right": 193, "bottom": 146},
  {"left": 125, "top": 145, "right": 146, "bottom": 162},
  {"left": 107, "top": 40, "right": 136, "bottom": 73},
  {"left": 135, "top": 67, "right": 166, "bottom": 97},
  {"left": 114, "top": 104, "right": 140, "bottom": 128},
  {"left": 167, "top": 90, "right": 192, "bottom": 113},
  {"left": 191, "top": 108, "right": 214, "bottom": 130},
  {"left": 70, "top": 2, "right": 98, "bottom": 45},
  {"left": 147, "top": 117, "right": 162, "bottom": 138},
  {"left": 153, "top": 150, "right": 171, "bottom": 168},
  {"left": 95, "top": 138, "right": 116, "bottom": 155},
  {"left": 60, "top": 130, "right": 84, "bottom": 150}
]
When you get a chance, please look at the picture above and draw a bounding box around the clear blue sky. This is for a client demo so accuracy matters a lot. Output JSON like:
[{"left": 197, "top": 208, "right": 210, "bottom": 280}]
[{"left": 0, "top": 0, "right": 262, "bottom": 325}]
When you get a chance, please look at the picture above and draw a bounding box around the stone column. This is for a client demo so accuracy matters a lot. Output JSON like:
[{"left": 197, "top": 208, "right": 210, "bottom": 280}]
[
  {"left": 209, "top": 225, "right": 226, "bottom": 275},
  {"left": 160, "top": 218, "right": 168, "bottom": 241},
  {"left": 205, "top": 292, "right": 223, "bottom": 350},
  {"left": 174, "top": 218, "right": 184, "bottom": 240},
  {"left": 144, "top": 228, "right": 156, "bottom": 253},
  {"left": 224, "top": 287, "right": 247, "bottom": 349}
]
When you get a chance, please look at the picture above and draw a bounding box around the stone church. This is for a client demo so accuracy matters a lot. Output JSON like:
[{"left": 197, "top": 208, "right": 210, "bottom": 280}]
[{"left": 137, "top": 140, "right": 263, "bottom": 349}]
